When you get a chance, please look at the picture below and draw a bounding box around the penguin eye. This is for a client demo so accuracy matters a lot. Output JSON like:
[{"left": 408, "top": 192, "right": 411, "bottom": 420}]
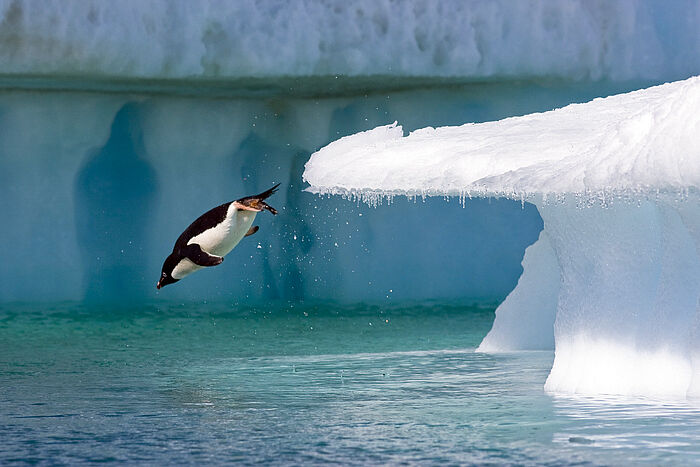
[{"left": 162, "top": 272, "right": 167, "bottom": 278}]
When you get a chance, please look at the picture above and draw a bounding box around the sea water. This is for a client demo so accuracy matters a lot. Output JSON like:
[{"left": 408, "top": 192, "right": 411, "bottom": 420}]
[{"left": 2, "top": 301, "right": 700, "bottom": 465}]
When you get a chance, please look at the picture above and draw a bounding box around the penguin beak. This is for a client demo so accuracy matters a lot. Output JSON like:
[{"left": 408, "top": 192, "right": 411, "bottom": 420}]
[{"left": 157, "top": 275, "right": 178, "bottom": 289}]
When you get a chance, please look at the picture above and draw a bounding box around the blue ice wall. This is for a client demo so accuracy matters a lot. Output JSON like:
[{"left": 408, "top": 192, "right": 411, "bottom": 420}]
[
  {"left": 0, "top": 80, "right": 665, "bottom": 303},
  {"left": 1, "top": 0, "right": 698, "bottom": 303},
  {"left": 74, "top": 104, "right": 158, "bottom": 301}
]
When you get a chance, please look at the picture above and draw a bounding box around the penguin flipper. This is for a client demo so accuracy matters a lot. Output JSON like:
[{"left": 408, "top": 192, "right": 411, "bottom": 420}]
[
  {"left": 245, "top": 226, "right": 259, "bottom": 237},
  {"left": 180, "top": 243, "right": 224, "bottom": 267}
]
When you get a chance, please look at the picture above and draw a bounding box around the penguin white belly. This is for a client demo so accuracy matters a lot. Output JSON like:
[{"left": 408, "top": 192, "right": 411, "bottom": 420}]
[
  {"left": 171, "top": 206, "right": 256, "bottom": 280},
  {"left": 171, "top": 258, "right": 202, "bottom": 280}
]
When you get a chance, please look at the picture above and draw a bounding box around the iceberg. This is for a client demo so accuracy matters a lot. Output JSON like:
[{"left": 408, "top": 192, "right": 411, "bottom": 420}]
[{"left": 303, "top": 76, "right": 700, "bottom": 398}]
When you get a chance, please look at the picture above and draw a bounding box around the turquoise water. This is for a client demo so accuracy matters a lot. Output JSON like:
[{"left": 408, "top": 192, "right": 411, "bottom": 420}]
[{"left": 2, "top": 302, "right": 700, "bottom": 465}]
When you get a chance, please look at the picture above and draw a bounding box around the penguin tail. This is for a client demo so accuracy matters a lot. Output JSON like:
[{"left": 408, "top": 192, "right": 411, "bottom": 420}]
[
  {"left": 237, "top": 183, "right": 279, "bottom": 202},
  {"left": 252, "top": 183, "right": 280, "bottom": 201},
  {"left": 235, "top": 183, "right": 280, "bottom": 214}
]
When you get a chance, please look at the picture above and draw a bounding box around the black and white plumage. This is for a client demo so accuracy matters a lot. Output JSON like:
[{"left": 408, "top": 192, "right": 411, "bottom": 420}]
[{"left": 157, "top": 184, "right": 280, "bottom": 289}]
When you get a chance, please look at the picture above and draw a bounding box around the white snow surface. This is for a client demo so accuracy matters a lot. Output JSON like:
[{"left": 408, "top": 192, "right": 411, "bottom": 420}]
[
  {"left": 304, "top": 77, "right": 700, "bottom": 398},
  {"left": 304, "top": 76, "right": 700, "bottom": 197},
  {"left": 0, "top": 0, "right": 699, "bottom": 81}
]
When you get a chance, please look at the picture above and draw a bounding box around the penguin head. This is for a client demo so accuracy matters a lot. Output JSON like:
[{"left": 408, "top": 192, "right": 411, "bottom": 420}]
[
  {"left": 157, "top": 270, "right": 177, "bottom": 289},
  {"left": 157, "top": 253, "right": 180, "bottom": 289}
]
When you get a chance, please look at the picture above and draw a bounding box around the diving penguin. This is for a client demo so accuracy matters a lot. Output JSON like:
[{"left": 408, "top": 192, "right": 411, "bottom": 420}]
[{"left": 157, "top": 184, "right": 280, "bottom": 289}]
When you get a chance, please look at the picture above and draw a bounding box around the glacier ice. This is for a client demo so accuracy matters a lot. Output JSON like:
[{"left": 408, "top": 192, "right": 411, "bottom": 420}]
[
  {"left": 477, "top": 230, "right": 558, "bottom": 351},
  {"left": 0, "top": 0, "right": 699, "bottom": 83},
  {"left": 539, "top": 197, "right": 700, "bottom": 397},
  {"left": 303, "top": 76, "right": 700, "bottom": 398}
]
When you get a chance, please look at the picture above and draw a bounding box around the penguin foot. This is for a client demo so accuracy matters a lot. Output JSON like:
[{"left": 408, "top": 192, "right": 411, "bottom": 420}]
[{"left": 260, "top": 201, "right": 277, "bottom": 215}]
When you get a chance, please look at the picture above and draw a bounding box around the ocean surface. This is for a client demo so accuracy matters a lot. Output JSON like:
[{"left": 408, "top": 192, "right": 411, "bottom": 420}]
[{"left": 2, "top": 301, "right": 700, "bottom": 465}]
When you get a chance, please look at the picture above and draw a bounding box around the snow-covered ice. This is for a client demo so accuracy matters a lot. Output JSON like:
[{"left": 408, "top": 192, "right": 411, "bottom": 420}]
[
  {"left": 0, "top": 0, "right": 699, "bottom": 82},
  {"left": 304, "top": 76, "right": 700, "bottom": 398},
  {"left": 305, "top": 77, "right": 700, "bottom": 197}
]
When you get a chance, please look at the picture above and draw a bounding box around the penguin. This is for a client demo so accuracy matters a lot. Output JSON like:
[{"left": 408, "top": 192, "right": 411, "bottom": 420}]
[{"left": 156, "top": 183, "right": 280, "bottom": 289}]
